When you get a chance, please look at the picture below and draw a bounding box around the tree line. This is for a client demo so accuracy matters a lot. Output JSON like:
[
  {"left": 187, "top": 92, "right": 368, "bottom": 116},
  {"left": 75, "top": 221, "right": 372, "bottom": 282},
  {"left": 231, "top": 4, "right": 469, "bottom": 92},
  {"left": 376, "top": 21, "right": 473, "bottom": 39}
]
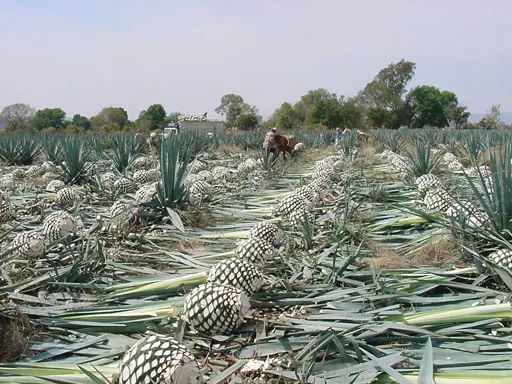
[
  {"left": 0, "top": 59, "right": 507, "bottom": 132},
  {"left": 0, "top": 103, "right": 177, "bottom": 133}
]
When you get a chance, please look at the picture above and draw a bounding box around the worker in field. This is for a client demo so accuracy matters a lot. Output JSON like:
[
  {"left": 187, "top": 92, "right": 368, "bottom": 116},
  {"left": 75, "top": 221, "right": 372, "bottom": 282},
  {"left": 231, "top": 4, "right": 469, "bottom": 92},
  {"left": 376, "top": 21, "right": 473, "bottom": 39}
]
[
  {"left": 335, "top": 127, "right": 342, "bottom": 147},
  {"left": 147, "top": 132, "right": 159, "bottom": 154},
  {"left": 263, "top": 127, "right": 278, "bottom": 160}
]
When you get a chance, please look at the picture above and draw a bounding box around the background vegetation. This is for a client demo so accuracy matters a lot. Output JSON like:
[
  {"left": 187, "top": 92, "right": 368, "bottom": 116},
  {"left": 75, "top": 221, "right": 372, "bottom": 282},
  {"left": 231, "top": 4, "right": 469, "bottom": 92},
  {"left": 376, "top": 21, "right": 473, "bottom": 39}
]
[{"left": 1, "top": 59, "right": 509, "bottom": 134}]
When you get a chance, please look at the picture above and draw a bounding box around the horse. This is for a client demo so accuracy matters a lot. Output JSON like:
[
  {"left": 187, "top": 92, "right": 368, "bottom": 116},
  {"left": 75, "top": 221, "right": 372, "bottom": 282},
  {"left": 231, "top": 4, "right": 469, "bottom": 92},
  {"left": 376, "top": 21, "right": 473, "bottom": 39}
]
[{"left": 274, "top": 134, "right": 298, "bottom": 160}]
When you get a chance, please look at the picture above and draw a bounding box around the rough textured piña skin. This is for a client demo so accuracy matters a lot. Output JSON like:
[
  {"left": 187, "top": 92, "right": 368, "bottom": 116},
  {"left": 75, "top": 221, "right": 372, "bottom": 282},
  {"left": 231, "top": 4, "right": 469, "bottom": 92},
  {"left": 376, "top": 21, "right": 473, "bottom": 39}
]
[
  {"left": 248, "top": 222, "right": 282, "bottom": 245},
  {"left": 423, "top": 188, "right": 452, "bottom": 212},
  {"left": 110, "top": 201, "right": 128, "bottom": 218},
  {"left": 287, "top": 209, "right": 315, "bottom": 230},
  {"left": 208, "top": 258, "right": 263, "bottom": 294},
  {"left": 0, "top": 197, "right": 15, "bottom": 224},
  {"left": 42, "top": 211, "right": 76, "bottom": 242},
  {"left": 46, "top": 179, "right": 65, "bottom": 192},
  {"left": 119, "top": 334, "right": 200, "bottom": 384},
  {"left": 235, "top": 237, "right": 274, "bottom": 266},
  {"left": 115, "top": 178, "right": 137, "bottom": 194},
  {"left": 487, "top": 249, "right": 512, "bottom": 269},
  {"left": 11, "top": 232, "right": 45, "bottom": 258},
  {"left": 415, "top": 174, "right": 442, "bottom": 193},
  {"left": 275, "top": 194, "right": 309, "bottom": 218},
  {"left": 56, "top": 187, "right": 79, "bottom": 207},
  {"left": 135, "top": 184, "right": 156, "bottom": 204},
  {"left": 445, "top": 200, "right": 489, "bottom": 228},
  {"left": 189, "top": 180, "right": 212, "bottom": 198},
  {"left": 183, "top": 283, "right": 251, "bottom": 334}
]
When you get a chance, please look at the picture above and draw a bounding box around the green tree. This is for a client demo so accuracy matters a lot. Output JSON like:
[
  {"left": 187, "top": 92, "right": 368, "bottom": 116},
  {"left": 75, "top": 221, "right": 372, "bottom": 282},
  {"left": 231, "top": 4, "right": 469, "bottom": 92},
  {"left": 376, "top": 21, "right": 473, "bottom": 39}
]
[
  {"left": 479, "top": 104, "right": 501, "bottom": 129},
  {"left": 447, "top": 105, "right": 470, "bottom": 129},
  {"left": 236, "top": 112, "right": 260, "bottom": 130},
  {"left": 292, "top": 90, "right": 365, "bottom": 129},
  {"left": 138, "top": 104, "right": 166, "bottom": 130},
  {"left": 294, "top": 88, "right": 335, "bottom": 124},
  {"left": 0, "top": 103, "right": 35, "bottom": 131},
  {"left": 71, "top": 114, "right": 91, "bottom": 130},
  {"left": 274, "top": 102, "right": 299, "bottom": 130},
  {"left": 215, "top": 94, "right": 256, "bottom": 127},
  {"left": 309, "top": 96, "right": 344, "bottom": 129},
  {"left": 91, "top": 107, "right": 128, "bottom": 131},
  {"left": 406, "top": 86, "right": 465, "bottom": 128},
  {"left": 358, "top": 59, "right": 416, "bottom": 128},
  {"left": 31, "top": 108, "right": 66, "bottom": 131},
  {"left": 339, "top": 98, "right": 364, "bottom": 128}
]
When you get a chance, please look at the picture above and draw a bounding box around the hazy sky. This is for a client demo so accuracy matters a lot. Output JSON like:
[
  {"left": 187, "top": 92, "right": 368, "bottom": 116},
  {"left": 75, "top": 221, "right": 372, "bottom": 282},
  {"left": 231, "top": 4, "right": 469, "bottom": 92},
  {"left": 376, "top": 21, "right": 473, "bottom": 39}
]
[{"left": 1, "top": 0, "right": 511, "bottom": 120}]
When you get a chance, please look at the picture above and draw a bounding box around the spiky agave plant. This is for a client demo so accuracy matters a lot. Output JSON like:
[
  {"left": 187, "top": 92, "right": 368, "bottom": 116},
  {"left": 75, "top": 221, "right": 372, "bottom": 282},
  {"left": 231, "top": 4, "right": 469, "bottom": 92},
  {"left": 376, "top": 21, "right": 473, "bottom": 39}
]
[
  {"left": 373, "top": 128, "right": 404, "bottom": 153},
  {"left": 464, "top": 133, "right": 485, "bottom": 163},
  {"left": 56, "top": 135, "right": 91, "bottom": 184},
  {"left": 405, "top": 137, "right": 443, "bottom": 178},
  {"left": 338, "top": 129, "right": 359, "bottom": 158},
  {"left": 0, "top": 134, "right": 39, "bottom": 165},
  {"left": 153, "top": 135, "right": 192, "bottom": 210},
  {"left": 109, "top": 133, "right": 146, "bottom": 174},
  {"left": 259, "top": 147, "right": 277, "bottom": 171},
  {"left": 41, "top": 133, "right": 64, "bottom": 164},
  {"left": 466, "top": 142, "right": 512, "bottom": 243}
]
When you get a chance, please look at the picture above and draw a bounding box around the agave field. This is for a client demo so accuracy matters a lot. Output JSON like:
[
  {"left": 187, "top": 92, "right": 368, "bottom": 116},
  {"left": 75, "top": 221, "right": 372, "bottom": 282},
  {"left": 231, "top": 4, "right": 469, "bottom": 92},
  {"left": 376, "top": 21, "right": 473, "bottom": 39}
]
[{"left": 1, "top": 128, "right": 512, "bottom": 384}]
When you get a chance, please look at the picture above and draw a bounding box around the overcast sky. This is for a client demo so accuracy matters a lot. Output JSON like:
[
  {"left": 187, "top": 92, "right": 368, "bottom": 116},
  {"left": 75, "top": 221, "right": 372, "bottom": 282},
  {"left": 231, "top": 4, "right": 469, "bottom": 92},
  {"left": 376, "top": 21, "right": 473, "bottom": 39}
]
[{"left": 1, "top": 0, "right": 510, "bottom": 120}]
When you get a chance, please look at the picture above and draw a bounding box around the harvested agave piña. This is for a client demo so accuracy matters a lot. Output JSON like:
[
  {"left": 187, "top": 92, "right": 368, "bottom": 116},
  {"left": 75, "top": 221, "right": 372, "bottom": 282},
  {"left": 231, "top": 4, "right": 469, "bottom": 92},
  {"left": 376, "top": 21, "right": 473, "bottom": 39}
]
[
  {"left": 189, "top": 160, "right": 208, "bottom": 174},
  {"left": 415, "top": 174, "right": 442, "bottom": 194},
  {"left": 287, "top": 209, "right": 315, "bottom": 230},
  {"left": 0, "top": 175, "right": 15, "bottom": 191},
  {"left": 56, "top": 187, "right": 80, "bottom": 207},
  {"left": 235, "top": 237, "right": 274, "bottom": 266},
  {"left": 114, "top": 178, "right": 137, "bottom": 194},
  {"left": 110, "top": 201, "right": 129, "bottom": 219},
  {"left": 183, "top": 283, "right": 251, "bottom": 334},
  {"left": 25, "top": 165, "right": 42, "bottom": 177},
  {"left": 46, "top": 179, "right": 65, "bottom": 192},
  {"left": 135, "top": 184, "right": 157, "bottom": 204},
  {"left": 0, "top": 195, "right": 15, "bottom": 224},
  {"left": 208, "top": 258, "right": 263, "bottom": 294},
  {"left": 275, "top": 194, "right": 310, "bottom": 218},
  {"left": 118, "top": 334, "right": 200, "bottom": 384},
  {"left": 292, "top": 185, "right": 319, "bottom": 205},
  {"left": 11, "top": 232, "right": 45, "bottom": 258},
  {"left": 42, "top": 211, "right": 76, "bottom": 242},
  {"left": 195, "top": 170, "right": 213, "bottom": 182},
  {"left": 423, "top": 188, "right": 453, "bottom": 212},
  {"left": 10, "top": 168, "right": 25, "bottom": 180},
  {"left": 212, "top": 166, "right": 231, "bottom": 180},
  {"left": 487, "top": 249, "right": 512, "bottom": 269},
  {"left": 248, "top": 221, "right": 283, "bottom": 246}
]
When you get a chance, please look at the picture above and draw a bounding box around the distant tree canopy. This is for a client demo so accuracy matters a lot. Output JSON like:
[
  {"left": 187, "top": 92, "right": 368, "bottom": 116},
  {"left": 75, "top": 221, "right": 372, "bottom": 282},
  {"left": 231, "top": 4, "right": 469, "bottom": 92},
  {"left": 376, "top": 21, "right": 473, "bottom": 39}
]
[
  {"left": 31, "top": 108, "right": 66, "bottom": 131},
  {"left": 137, "top": 104, "right": 167, "bottom": 131},
  {"left": 274, "top": 102, "right": 299, "bottom": 130},
  {"left": 236, "top": 112, "right": 260, "bottom": 130},
  {"left": 0, "top": 103, "right": 35, "bottom": 131},
  {"left": 91, "top": 107, "right": 129, "bottom": 131},
  {"left": 71, "top": 114, "right": 91, "bottom": 130},
  {"left": 405, "top": 86, "right": 464, "bottom": 128},
  {"left": 270, "top": 89, "right": 363, "bottom": 130},
  {"left": 479, "top": 104, "right": 501, "bottom": 130},
  {"left": 358, "top": 59, "right": 416, "bottom": 128},
  {"left": 0, "top": 59, "right": 485, "bottom": 133},
  {"left": 215, "top": 94, "right": 259, "bottom": 128}
]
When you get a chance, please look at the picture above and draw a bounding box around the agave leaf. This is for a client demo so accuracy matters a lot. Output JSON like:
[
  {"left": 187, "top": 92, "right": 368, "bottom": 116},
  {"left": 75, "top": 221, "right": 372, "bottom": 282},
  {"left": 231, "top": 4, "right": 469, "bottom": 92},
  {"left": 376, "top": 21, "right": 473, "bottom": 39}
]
[{"left": 418, "top": 338, "right": 434, "bottom": 384}]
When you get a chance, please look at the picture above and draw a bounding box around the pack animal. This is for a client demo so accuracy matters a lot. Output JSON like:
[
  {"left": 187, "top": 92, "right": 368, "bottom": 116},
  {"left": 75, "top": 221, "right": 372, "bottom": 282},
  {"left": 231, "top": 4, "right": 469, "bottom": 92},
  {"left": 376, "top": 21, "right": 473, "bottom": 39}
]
[{"left": 274, "top": 135, "right": 298, "bottom": 160}]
